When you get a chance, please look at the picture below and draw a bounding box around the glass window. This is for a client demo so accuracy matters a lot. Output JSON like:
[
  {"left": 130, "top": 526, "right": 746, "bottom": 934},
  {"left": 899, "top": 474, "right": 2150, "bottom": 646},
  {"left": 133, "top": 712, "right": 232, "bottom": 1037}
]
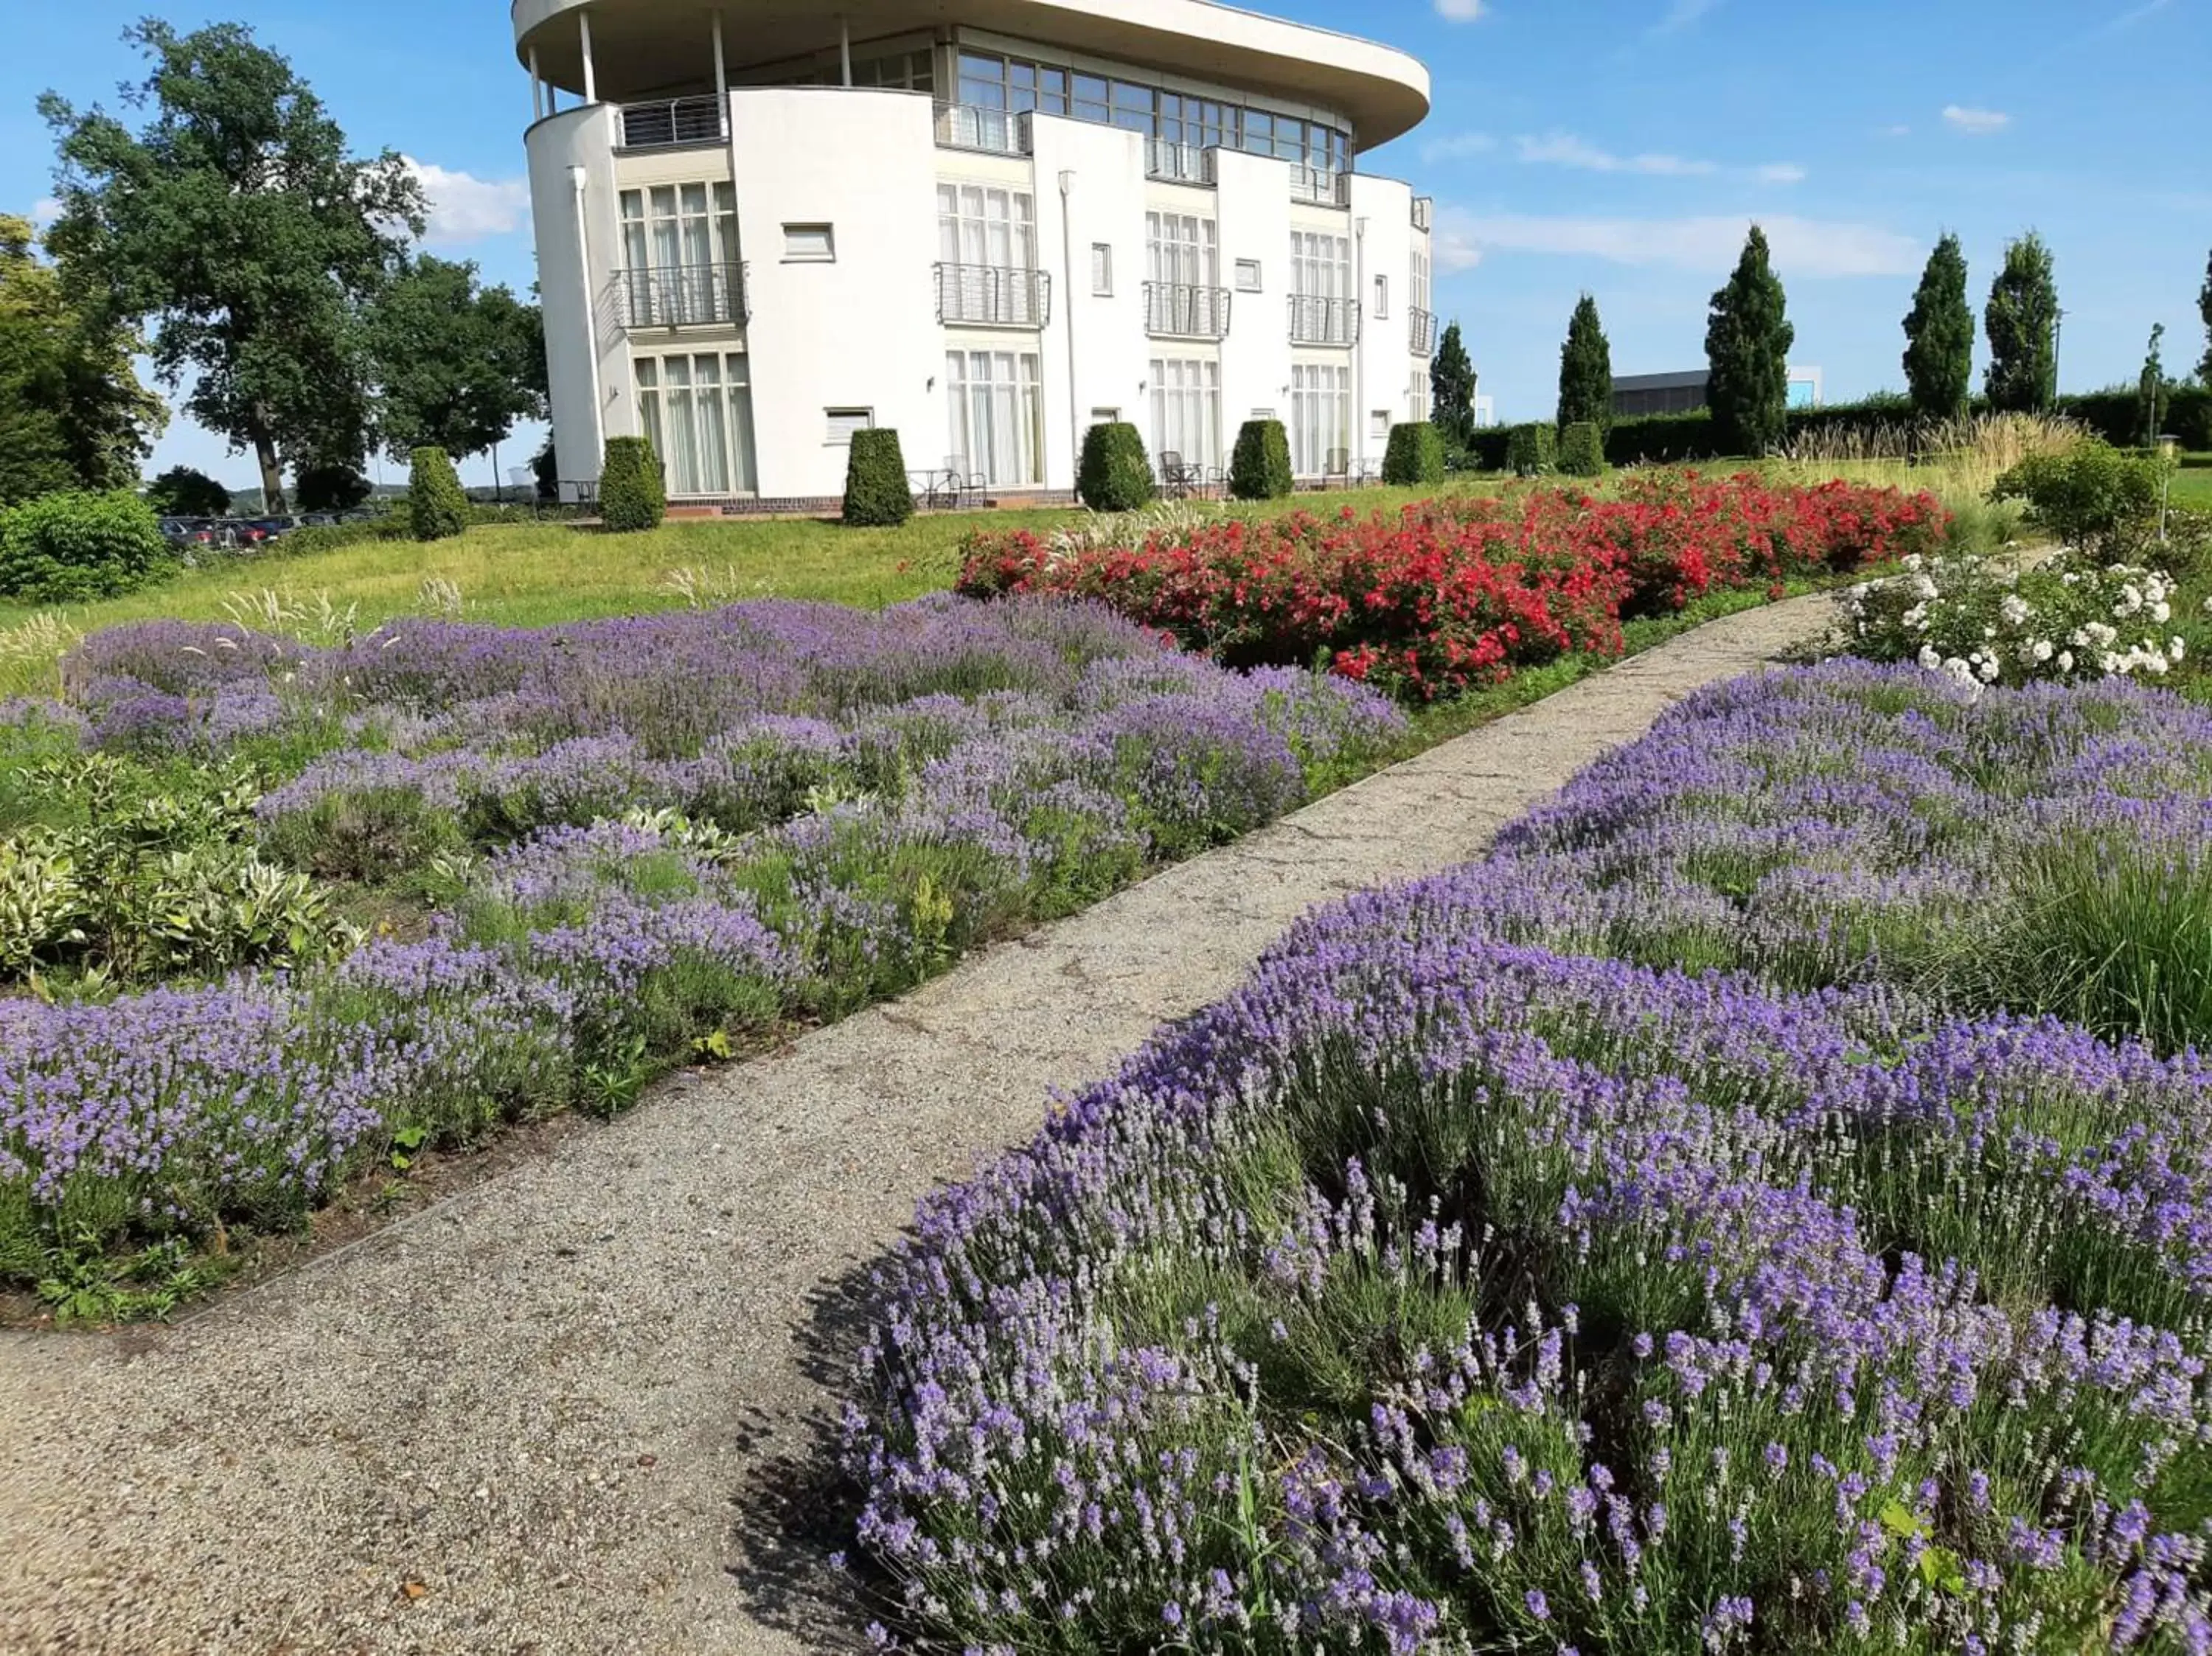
[
  {"left": 1150, "top": 356, "right": 1222, "bottom": 472},
  {"left": 1039, "top": 67, "right": 1068, "bottom": 115},
  {"left": 783, "top": 223, "right": 835, "bottom": 262},
  {"left": 1146, "top": 212, "right": 1217, "bottom": 288},
  {"left": 939, "top": 186, "right": 1034, "bottom": 269},
  {"left": 1243, "top": 110, "right": 1273, "bottom": 156},
  {"left": 634, "top": 352, "right": 756, "bottom": 496},
  {"left": 1373, "top": 274, "right": 1389, "bottom": 319},
  {"left": 945, "top": 350, "right": 1043, "bottom": 487},
  {"left": 1291, "top": 363, "right": 1350, "bottom": 475},
  {"left": 826, "top": 408, "right": 874, "bottom": 444},
  {"left": 1234, "top": 258, "right": 1262, "bottom": 293},
  {"left": 1111, "top": 80, "right": 1153, "bottom": 134},
  {"left": 1072, "top": 74, "right": 1109, "bottom": 124},
  {"left": 1091, "top": 243, "right": 1113, "bottom": 296}
]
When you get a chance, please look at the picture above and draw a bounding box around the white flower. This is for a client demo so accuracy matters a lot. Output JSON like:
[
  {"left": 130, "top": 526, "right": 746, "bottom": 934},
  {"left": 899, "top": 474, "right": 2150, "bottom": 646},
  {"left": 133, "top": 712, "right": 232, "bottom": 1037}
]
[
  {"left": 2171, "top": 637, "right": 2188, "bottom": 664},
  {"left": 2058, "top": 650, "right": 2076, "bottom": 672},
  {"left": 2033, "top": 639, "right": 2054, "bottom": 663},
  {"left": 1998, "top": 595, "right": 2031, "bottom": 627},
  {"left": 1902, "top": 554, "right": 1924, "bottom": 572},
  {"left": 1912, "top": 575, "right": 1940, "bottom": 602},
  {"left": 1977, "top": 656, "right": 2000, "bottom": 683},
  {"left": 2115, "top": 585, "right": 2144, "bottom": 619},
  {"left": 1917, "top": 644, "right": 1943, "bottom": 670},
  {"left": 2152, "top": 602, "right": 2172, "bottom": 625},
  {"left": 1944, "top": 657, "right": 1975, "bottom": 686}
]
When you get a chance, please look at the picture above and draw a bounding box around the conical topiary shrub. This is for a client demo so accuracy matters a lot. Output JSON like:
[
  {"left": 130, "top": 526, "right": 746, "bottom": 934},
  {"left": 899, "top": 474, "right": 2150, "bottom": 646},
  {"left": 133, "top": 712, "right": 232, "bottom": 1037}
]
[
  {"left": 1077, "top": 422, "right": 1155, "bottom": 512},
  {"left": 1228, "top": 419, "right": 1293, "bottom": 501},
  {"left": 599, "top": 436, "right": 666, "bottom": 532},
  {"left": 1379, "top": 421, "right": 1445, "bottom": 486},
  {"left": 842, "top": 428, "right": 914, "bottom": 526},
  {"left": 407, "top": 448, "right": 468, "bottom": 542}
]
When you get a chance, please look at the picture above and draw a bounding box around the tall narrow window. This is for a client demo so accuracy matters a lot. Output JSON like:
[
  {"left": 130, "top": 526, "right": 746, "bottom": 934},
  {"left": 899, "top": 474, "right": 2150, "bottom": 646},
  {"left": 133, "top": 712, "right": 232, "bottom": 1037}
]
[
  {"left": 945, "top": 350, "right": 1043, "bottom": 487},
  {"left": 1291, "top": 363, "right": 1351, "bottom": 475},
  {"left": 619, "top": 184, "right": 740, "bottom": 324},
  {"left": 1373, "top": 274, "right": 1389, "bottom": 318},
  {"left": 1149, "top": 357, "right": 1222, "bottom": 472},
  {"left": 1091, "top": 243, "right": 1113, "bottom": 296}
]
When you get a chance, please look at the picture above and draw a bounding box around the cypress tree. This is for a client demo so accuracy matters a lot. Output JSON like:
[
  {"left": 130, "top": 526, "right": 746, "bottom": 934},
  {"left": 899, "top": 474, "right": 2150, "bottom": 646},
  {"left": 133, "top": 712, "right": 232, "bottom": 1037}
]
[
  {"left": 1556, "top": 294, "right": 1614, "bottom": 436},
  {"left": 2138, "top": 324, "right": 2170, "bottom": 448},
  {"left": 2197, "top": 246, "right": 2211, "bottom": 388},
  {"left": 1430, "top": 321, "right": 1477, "bottom": 443},
  {"left": 1902, "top": 233, "right": 1975, "bottom": 421},
  {"left": 1984, "top": 231, "right": 2060, "bottom": 414},
  {"left": 1704, "top": 226, "right": 1794, "bottom": 458}
]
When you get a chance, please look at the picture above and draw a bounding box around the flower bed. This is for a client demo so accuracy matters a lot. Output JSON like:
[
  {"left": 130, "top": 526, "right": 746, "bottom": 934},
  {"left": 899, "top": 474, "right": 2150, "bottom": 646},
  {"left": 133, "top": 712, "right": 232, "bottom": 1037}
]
[
  {"left": 0, "top": 597, "right": 1402, "bottom": 1281},
  {"left": 844, "top": 662, "right": 2212, "bottom": 1652},
  {"left": 956, "top": 476, "right": 1951, "bottom": 700}
]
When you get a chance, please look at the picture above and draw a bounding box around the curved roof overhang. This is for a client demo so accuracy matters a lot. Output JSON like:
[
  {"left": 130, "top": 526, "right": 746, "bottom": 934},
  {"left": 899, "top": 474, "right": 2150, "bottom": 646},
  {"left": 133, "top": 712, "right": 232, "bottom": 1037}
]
[{"left": 512, "top": 0, "right": 1430, "bottom": 146}]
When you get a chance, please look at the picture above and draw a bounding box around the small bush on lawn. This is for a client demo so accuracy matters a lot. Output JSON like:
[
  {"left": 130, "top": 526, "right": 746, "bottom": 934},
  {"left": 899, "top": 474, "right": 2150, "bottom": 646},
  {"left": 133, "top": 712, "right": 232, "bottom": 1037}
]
[
  {"left": 1504, "top": 422, "right": 1557, "bottom": 476},
  {"left": 1991, "top": 439, "right": 2164, "bottom": 559},
  {"left": 0, "top": 491, "right": 174, "bottom": 602},
  {"left": 1228, "top": 419, "right": 1293, "bottom": 501},
  {"left": 842, "top": 428, "right": 914, "bottom": 527},
  {"left": 1078, "top": 423, "right": 1154, "bottom": 512},
  {"left": 1379, "top": 421, "right": 1445, "bottom": 487},
  {"left": 599, "top": 436, "right": 667, "bottom": 533},
  {"left": 1558, "top": 420, "right": 1604, "bottom": 478},
  {"left": 293, "top": 463, "right": 372, "bottom": 514},
  {"left": 407, "top": 448, "right": 469, "bottom": 543}
]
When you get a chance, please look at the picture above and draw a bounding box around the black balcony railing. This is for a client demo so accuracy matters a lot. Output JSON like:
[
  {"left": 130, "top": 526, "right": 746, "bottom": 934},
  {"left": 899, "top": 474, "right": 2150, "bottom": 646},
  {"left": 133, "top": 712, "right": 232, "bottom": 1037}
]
[
  {"left": 1290, "top": 166, "right": 1350, "bottom": 207},
  {"left": 1144, "top": 282, "right": 1232, "bottom": 340},
  {"left": 618, "top": 96, "right": 726, "bottom": 150},
  {"left": 1408, "top": 307, "right": 1439, "bottom": 357},
  {"left": 618, "top": 262, "right": 749, "bottom": 329},
  {"left": 1288, "top": 293, "right": 1359, "bottom": 346},
  {"left": 1412, "top": 195, "right": 1434, "bottom": 234},
  {"left": 933, "top": 102, "right": 1034, "bottom": 156},
  {"left": 1145, "top": 141, "right": 1216, "bottom": 185},
  {"left": 934, "top": 262, "right": 1051, "bottom": 327}
]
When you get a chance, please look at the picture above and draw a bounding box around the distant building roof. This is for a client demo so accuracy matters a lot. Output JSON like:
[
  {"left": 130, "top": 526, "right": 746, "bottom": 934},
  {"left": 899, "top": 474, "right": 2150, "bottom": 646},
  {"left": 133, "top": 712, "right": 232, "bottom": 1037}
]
[{"left": 1613, "top": 370, "right": 1710, "bottom": 393}]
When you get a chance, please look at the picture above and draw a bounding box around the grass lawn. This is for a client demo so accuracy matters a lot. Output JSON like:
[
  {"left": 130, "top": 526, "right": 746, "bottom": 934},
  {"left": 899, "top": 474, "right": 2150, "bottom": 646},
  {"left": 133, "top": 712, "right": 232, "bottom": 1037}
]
[{"left": 2169, "top": 459, "right": 2212, "bottom": 510}]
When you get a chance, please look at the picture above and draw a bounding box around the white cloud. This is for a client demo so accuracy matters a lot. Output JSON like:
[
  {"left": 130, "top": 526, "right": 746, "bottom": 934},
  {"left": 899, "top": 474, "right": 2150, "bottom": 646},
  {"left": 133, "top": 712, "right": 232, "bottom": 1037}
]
[
  {"left": 1434, "top": 222, "right": 1484, "bottom": 272},
  {"left": 29, "top": 197, "right": 61, "bottom": 229},
  {"left": 1420, "top": 131, "right": 1498, "bottom": 164},
  {"left": 1941, "top": 105, "right": 2011, "bottom": 135},
  {"left": 403, "top": 158, "right": 532, "bottom": 245},
  {"left": 1436, "top": 207, "right": 1920, "bottom": 278},
  {"left": 1754, "top": 163, "right": 1808, "bottom": 185},
  {"left": 1433, "top": 0, "right": 1483, "bottom": 18},
  {"left": 1516, "top": 131, "right": 1716, "bottom": 176},
  {"left": 1650, "top": 0, "right": 1722, "bottom": 34},
  {"left": 1878, "top": 124, "right": 1913, "bottom": 138}
]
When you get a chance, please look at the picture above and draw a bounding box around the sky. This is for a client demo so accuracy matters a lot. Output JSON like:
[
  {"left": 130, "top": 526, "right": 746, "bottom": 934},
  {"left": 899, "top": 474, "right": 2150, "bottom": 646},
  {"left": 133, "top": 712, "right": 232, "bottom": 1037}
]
[{"left": 4, "top": 0, "right": 2208, "bottom": 484}]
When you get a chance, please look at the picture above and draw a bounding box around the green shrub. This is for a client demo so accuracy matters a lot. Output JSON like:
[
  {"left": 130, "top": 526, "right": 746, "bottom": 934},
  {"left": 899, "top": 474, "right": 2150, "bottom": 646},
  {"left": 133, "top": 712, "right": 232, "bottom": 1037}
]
[
  {"left": 841, "top": 428, "right": 914, "bottom": 527},
  {"left": 1077, "top": 423, "right": 1155, "bottom": 512},
  {"left": 1379, "top": 422, "right": 1446, "bottom": 487},
  {"left": 269, "top": 512, "right": 411, "bottom": 560},
  {"left": 1991, "top": 440, "right": 2164, "bottom": 559},
  {"left": 1559, "top": 421, "right": 1605, "bottom": 478},
  {"left": 406, "top": 448, "right": 469, "bottom": 542},
  {"left": 599, "top": 436, "right": 667, "bottom": 533},
  {"left": 1504, "top": 423, "right": 1557, "bottom": 476},
  {"left": 0, "top": 490, "right": 174, "bottom": 602},
  {"left": 1228, "top": 419, "right": 1294, "bottom": 501},
  {"left": 143, "top": 465, "right": 231, "bottom": 518},
  {"left": 293, "top": 462, "right": 372, "bottom": 514}
]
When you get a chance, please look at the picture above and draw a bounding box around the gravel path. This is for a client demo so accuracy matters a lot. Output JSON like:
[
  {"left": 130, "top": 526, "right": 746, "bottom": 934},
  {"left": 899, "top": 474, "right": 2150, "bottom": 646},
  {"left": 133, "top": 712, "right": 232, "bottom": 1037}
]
[{"left": 0, "top": 595, "right": 1832, "bottom": 1655}]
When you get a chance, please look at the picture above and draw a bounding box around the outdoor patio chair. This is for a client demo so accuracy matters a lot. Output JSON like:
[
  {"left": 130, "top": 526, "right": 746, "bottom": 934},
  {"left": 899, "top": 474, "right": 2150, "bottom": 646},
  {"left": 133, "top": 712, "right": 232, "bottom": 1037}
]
[
  {"left": 945, "top": 456, "right": 986, "bottom": 509},
  {"left": 1324, "top": 448, "right": 1352, "bottom": 490},
  {"left": 1159, "top": 450, "right": 1198, "bottom": 500}
]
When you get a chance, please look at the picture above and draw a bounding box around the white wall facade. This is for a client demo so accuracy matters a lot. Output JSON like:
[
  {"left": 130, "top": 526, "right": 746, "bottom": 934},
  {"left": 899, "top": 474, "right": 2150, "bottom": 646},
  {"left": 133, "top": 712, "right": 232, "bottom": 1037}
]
[{"left": 529, "top": 45, "right": 1438, "bottom": 503}]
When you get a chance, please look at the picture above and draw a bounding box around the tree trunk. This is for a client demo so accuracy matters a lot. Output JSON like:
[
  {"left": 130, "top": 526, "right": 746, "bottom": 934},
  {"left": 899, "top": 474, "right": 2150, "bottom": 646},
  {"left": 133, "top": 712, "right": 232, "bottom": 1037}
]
[{"left": 251, "top": 407, "right": 287, "bottom": 513}]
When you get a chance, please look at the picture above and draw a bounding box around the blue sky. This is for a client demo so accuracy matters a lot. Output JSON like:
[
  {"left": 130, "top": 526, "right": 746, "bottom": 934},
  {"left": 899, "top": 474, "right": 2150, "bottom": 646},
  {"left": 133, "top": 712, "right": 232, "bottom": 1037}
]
[{"left": 5, "top": 0, "right": 2208, "bottom": 484}]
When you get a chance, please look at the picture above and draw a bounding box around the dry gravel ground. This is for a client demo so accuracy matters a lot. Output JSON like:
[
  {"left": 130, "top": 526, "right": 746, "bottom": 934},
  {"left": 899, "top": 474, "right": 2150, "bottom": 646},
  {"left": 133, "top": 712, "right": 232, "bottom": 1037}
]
[{"left": 0, "top": 596, "right": 1832, "bottom": 1655}]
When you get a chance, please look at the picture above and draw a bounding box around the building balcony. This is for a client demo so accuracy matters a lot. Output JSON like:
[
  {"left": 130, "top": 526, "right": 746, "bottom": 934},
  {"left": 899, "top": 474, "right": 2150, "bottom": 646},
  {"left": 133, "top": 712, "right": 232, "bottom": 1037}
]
[
  {"left": 1145, "top": 141, "right": 1217, "bottom": 186},
  {"left": 1145, "top": 282, "right": 1232, "bottom": 340},
  {"left": 935, "top": 262, "right": 1051, "bottom": 328},
  {"left": 933, "top": 102, "right": 1034, "bottom": 157},
  {"left": 1412, "top": 195, "right": 1434, "bottom": 234},
  {"left": 1288, "top": 293, "right": 1359, "bottom": 346},
  {"left": 1408, "top": 307, "right": 1439, "bottom": 357},
  {"left": 616, "top": 96, "right": 726, "bottom": 150},
  {"left": 617, "top": 262, "right": 749, "bottom": 330},
  {"left": 1290, "top": 166, "right": 1351, "bottom": 208}
]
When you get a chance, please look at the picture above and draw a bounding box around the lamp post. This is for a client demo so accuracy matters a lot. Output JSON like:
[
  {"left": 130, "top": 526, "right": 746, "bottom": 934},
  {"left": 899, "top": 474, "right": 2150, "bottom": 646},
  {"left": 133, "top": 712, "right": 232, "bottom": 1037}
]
[{"left": 2051, "top": 307, "right": 2065, "bottom": 410}]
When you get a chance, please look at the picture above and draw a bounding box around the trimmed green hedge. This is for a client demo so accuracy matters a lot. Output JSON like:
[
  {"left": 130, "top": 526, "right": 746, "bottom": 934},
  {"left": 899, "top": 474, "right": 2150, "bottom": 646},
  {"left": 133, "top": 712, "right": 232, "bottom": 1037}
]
[
  {"left": 407, "top": 448, "right": 469, "bottom": 542},
  {"left": 1559, "top": 422, "right": 1605, "bottom": 478},
  {"left": 599, "top": 436, "right": 667, "bottom": 533},
  {"left": 1229, "top": 420, "right": 1293, "bottom": 501},
  {"left": 1506, "top": 424, "right": 1557, "bottom": 476},
  {"left": 1078, "top": 423, "right": 1155, "bottom": 512},
  {"left": 842, "top": 428, "right": 914, "bottom": 527},
  {"left": 1380, "top": 422, "right": 1447, "bottom": 487},
  {"left": 0, "top": 490, "right": 174, "bottom": 602}
]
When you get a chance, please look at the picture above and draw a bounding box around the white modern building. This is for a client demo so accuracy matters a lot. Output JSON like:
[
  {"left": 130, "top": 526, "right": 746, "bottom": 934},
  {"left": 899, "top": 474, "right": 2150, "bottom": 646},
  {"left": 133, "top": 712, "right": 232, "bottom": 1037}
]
[{"left": 512, "top": 0, "right": 1438, "bottom": 507}]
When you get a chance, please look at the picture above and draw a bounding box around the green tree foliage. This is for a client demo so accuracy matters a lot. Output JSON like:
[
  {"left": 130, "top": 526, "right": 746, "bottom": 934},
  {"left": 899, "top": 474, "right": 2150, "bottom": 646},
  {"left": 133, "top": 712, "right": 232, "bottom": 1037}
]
[
  {"left": 2138, "top": 324, "right": 2172, "bottom": 447},
  {"left": 1984, "top": 231, "right": 2060, "bottom": 414},
  {"left": 366, "top": 255, "right": 546, "bottom": 470},
  {"left": 144, "top": 465, "right": 229, "bottom": 517},
  {"left": 1902, "top": 232, "right": 1975, "bottom": 421},
  {"left": 1556, "top": 295, "right": 1613, "bottom": 436},
  {"left": 1704, "top": 226, "right": 1795, "bottom": 457},
  {"left": 599, "top": 436, "right": 666, "bottom": 533},
  {"left": 406, "top": 448, "right": 467, "bottom": 542},
  {"left": 1504, "top": 424, "right": 1556, "bottom": 476},
  {"left": 2198, "top": 246, "right": 2211, "bottom": 388},
  {"left": 1430, "top": 320, "right": 1478, "bottom": 443},
  {"left": 841, "top": 429, "right": 914, "bottom": 527},
  {"left": 1228, "top": 419, "right": 1293, "bottom": 501},
  {"left": 1077, "top": 423, "right": 1154, "bottom": 512},
  {"left": 40, "top": 21, "right": 423, "bottom": 512},
  {"left": 0, "top": 214, "right": 164, "bottom": 505},
  {"left": 293, "top": 462, "right": 370, "bottom": 513},
  {"left": 1558, "top": 422, "right": 1604, "bottom": 479},
  {"left": 1993, "top": 441, "right": 2165, "bottom": 560},
  {"left": 0, "top": 490, "right": 173, "bottom": 601},
  {"left": 1379, "top": 422, "right": 1445, "bottom": 486}
]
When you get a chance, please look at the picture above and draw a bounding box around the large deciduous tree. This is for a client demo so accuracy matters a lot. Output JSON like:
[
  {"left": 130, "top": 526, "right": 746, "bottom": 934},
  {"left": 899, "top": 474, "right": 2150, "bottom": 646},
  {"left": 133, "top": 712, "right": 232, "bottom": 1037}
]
[
  {"left": 39, "top": 20, "right": 422, "bottom": 512},
  {"left": 1705, "top": 226, "right": 1794, "bottom": 457},
  {"left": 365, "top": 255, "right": 548, "bottom": 476},
  {"left": 1983, "top": 231, "right": 2059, "bottom": 414},
  {"left": 0, "top": 213, "right": 164, "bottom": 505},
  {"left": 1556, "top": 294, "right": 1613, "bottom": 436},
  {"left": 1430, "top": 320, "right": 1477, "bottom": 443},
  {"left": 1902, "top": 232, "right": 1975, "bottom": 421}
]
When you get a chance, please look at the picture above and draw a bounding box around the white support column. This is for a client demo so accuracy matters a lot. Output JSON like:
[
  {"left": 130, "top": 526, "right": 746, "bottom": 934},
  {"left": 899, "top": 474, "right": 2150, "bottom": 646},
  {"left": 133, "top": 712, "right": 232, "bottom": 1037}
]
[
  {"left": 711, "top": 11, "right": 728, "bottom": 105},
  {"left": 571, "top": 165, "right": 605, "bottom": 477},
  {"left": 839, "top": 15, "right": 853, "bottom": 86},
  {"left": 1353, "top": 215, "right": 1368, "bottom": 474},
  {"left": 579, "top": 9, "right": 597, "bottom": 105},
  {"left": 529, "top": 45, "right": 544, "bottom": 122}
]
